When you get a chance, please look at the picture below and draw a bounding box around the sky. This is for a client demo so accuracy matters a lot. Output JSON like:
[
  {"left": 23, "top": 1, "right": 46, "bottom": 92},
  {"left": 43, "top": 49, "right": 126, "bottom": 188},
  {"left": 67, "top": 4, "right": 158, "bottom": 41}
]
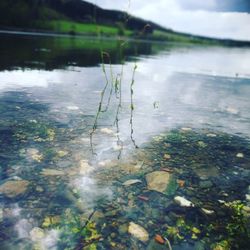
[{"left": 86, "top": 0, "right": 250, "bottom": 41}]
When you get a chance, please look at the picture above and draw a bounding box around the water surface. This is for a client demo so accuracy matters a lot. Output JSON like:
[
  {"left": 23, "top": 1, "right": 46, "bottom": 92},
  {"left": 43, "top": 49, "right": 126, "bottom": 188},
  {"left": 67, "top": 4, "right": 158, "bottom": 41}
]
[{"left": 0, "top": 34, "right": 250, "bottom": 249}]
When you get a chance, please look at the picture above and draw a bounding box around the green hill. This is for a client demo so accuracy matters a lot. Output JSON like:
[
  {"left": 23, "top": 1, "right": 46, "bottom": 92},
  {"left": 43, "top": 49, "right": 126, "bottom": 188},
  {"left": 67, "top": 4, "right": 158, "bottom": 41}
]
[{"left": 0, "top": 0, "right": 249, "bottom": 46}]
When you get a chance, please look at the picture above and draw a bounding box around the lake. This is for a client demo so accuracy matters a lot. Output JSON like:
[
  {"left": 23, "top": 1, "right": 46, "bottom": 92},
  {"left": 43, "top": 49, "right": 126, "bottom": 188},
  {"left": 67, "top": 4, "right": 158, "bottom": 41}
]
[{"left": 0, "top": 33, "right": 250, "bottom": 250}]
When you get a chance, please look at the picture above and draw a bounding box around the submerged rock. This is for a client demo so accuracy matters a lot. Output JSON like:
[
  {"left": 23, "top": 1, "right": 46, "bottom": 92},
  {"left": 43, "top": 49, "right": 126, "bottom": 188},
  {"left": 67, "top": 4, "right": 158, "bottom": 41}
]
[
  {"left": 0, "top": 180, "right": 29, "bottom": 198},
  {"left": 174, "top": 196, "right": 194, "bottom": 207},
  {"left": 163, "top": 154, "right": 171, "bottom": 160},
  {"left": 41, "top": 168, "right": 65, "bottom": 176},
  {"left": 57, "top": 150, "right": 69, "bottom": 158},
  {"left": 26, "top": 148, "right": 43, "bottom": 162},
  {"left": 146, "top": 171, "right": 171, "bottom": 193},
  {"left": 79, "top": 160, "right": 94, "bottom": 175},
  {"left": 128, "top": 222, "right": 149, "bottom": 242},
  {"left": 30, "top": 227, "right": 45, "bottom": 241},
  {"left": 195, "top": 166, "right": 219, "bottom": 180}
]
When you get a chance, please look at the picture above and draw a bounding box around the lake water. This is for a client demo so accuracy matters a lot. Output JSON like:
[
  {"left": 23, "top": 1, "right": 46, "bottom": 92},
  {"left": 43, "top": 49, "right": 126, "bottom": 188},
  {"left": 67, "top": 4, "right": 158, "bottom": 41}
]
[{"left": 0, "top": 33, "right": 250, "bottom": 250}]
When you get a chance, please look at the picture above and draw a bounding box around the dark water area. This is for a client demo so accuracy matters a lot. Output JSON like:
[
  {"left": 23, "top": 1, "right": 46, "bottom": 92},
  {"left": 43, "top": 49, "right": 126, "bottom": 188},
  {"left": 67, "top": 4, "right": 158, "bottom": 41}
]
[
  {"left": 0, "top": 33, "right": 158, "bottom": 71},
  {"left": 0, "top": 33, "right": 250, "bottom": 250}
]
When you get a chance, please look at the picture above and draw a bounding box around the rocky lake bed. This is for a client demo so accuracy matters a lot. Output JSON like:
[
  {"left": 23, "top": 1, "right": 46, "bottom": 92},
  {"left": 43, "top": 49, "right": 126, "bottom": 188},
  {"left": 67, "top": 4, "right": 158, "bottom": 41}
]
[{"left": 1, "top": 105, "right": 249, "bottom": 250}]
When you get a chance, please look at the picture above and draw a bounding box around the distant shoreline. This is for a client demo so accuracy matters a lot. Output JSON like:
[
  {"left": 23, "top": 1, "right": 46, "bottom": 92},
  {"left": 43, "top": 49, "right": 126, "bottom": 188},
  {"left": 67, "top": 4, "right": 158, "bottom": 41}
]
[
  {"left": 0, "top": 27, "right": 123, "bottom": 39},
  {"left": 0, "top": 28, "right": 250, "bottom": 47}
]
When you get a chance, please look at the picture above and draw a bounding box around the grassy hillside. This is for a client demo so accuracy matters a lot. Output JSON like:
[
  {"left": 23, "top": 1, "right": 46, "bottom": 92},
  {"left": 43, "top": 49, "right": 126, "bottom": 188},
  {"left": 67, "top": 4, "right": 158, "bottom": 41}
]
[
  {"left": 32, "top": 20, "right": 133, "bottom": 37},
  {"left": 0, "top": 0, "right": 249, "bottom": 46}
]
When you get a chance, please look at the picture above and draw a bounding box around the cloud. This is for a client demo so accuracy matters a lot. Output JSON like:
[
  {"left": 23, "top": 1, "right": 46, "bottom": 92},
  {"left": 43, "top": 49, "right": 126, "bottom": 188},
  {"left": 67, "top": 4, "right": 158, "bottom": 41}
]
[
  {"left": 176, "top": 0, "right": 217, "bottom": 10},
  {"left": 87, "top": 0, "right": 250, "bottom": 41}
]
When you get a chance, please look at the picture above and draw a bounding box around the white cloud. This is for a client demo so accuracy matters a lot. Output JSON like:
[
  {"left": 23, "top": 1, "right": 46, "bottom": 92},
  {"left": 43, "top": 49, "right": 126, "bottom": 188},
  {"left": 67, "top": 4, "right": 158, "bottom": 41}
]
[
  {"left": 176, "top": 0, "right": 217, "bottom": 10},
  {"left": 87, "top": 0, "right": 250, "bottom": 41}
]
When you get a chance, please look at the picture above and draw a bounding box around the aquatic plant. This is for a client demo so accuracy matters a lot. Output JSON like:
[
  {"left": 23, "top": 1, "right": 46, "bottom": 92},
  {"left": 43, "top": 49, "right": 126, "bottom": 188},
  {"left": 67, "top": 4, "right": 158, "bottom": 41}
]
[
  {"left": 225, "top": 201, "right": 250, "bottom": 249},
  {"left": 14, "top": 120, "right": 55, "bottom": 142},
  {"left": 89, "top": 18, "right": 154, "bottom": 156},
  {"left": 165, "top": 131, "right": 184, "bottom": 143},
  {"left": 43, "top": 209, "right": 100, "bottom": 250},
  {"left": 164, "top": 218, "right": 201, "bottom": 244},
  {"left": 164, "top": 176, "right": 178, "bottom": 196},
  {"left": 129, "top": 63, "right": 138, "bottom": 149},
  {"left": 212, "top": 240, "right": 230, "bottom": 250}
]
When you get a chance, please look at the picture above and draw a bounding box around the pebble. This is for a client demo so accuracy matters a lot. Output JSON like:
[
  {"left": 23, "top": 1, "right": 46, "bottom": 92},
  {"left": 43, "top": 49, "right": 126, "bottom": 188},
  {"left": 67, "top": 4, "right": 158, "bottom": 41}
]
[
  {"left": 57, "top": 150, "right": 69, "bottom": 157},
  {"left": 236, "top": 153, "right": 244, "bottom": 158},
  {"left": 163, "top": 154, "right": 171, "bottom": 160},
  {"left": 128, "top": 222, "right": 149, "bottom": 242},
  {"left": 206, "top": 133, "right": 217, "bottom": 137},
  {"left": 154, "top": 234, "right": 165, "bottom": 244},
  {"left": 246, "top": 194, "right": 250, "bottom": 202},
  {"left": 218, "top": 200, "right": 226, "bottom": 204},
  {"left": 201, "top": 208, "right": 215, "bottom": 215},
  {"left": 123, "top": 179, "right": 142, "bottom": 186},
  {"left": 67, "top": 106, "right": 79, "bottom": 111},
  {"left": 198, "top": 141, "right": 207, "bottom": 148},
  {"left": 138, "top": 195, "right": 149, "bottom": 202},
  {"left": 177, "top": 180, "right": 185, "bottom": 187},
  {"left": 36, "top": 186, "right": 44, "bottom": 193},
  {"left": 181, "top": 128, "right": 192, "bottom": 131},
  {"left": 174, "top": 196, "right": 194, "bottom": 207}
]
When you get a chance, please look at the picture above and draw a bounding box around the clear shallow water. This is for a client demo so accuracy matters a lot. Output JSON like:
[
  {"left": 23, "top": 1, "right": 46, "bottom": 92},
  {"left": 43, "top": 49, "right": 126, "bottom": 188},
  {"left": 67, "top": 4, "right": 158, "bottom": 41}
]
[{"left": 0, "top": 34, "right": 250, "bottom": 249}]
